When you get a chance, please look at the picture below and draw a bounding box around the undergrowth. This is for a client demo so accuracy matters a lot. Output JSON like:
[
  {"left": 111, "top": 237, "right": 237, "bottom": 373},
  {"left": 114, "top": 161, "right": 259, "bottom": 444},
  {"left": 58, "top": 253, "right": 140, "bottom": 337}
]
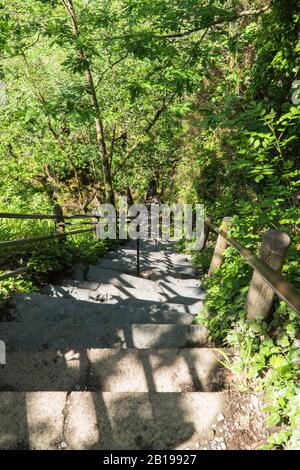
[
  {"left": 0, "top": 215, "right": 117, "bottom": 305},
  {"left": 190, "top": 233, "right": 300, "bottom": 450}
]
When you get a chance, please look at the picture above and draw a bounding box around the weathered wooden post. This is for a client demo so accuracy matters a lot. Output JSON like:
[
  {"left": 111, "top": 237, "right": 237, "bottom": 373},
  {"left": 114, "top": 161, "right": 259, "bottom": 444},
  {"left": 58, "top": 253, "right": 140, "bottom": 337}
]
[
  {"left": 246, "top": 230, "right": 291, "bottom": 321},
  {"left": 92, "top": 208, "right": 100, "bottom": 240},
  {"left": 202, "top": 216, "right": 212, "bottom": 250},
  {"left": 208, "top": 216, "right": 232, "bottom": 275},
  {"left": 53, "top": 204, "right": 65, "bottom": 243}
]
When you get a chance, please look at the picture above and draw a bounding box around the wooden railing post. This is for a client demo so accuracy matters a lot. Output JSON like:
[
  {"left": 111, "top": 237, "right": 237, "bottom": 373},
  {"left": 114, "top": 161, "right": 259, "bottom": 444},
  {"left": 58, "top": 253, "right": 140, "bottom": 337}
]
[
  {"left": 208, "top": 216, "right": 232, "bottom": 275},
  {"left": 202, "top": 216, "right": 212, "bottom": 250},
  {"left": 53, "top": 204, "right": 65, "bottom": 242},
  {"left": 246, "top": 230, "right": 291, "bottom": 321},
  {"left": 92, "top": 209, "right": 100, "bottom": 240}
]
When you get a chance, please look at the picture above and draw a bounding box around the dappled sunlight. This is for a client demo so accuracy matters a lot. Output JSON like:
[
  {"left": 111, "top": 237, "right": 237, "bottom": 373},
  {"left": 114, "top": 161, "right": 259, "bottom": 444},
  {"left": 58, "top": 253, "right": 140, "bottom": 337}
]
[
  {"left": 26, "top": 392, "right": 67, "bottom": 450},
  {"left": 0, "top": 232, "right": 236, "bottom": 449}
]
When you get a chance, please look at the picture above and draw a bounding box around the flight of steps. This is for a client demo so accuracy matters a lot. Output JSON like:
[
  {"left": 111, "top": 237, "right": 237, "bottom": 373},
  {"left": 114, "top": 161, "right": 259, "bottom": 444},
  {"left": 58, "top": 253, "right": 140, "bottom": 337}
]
[{"left": 1, "top": 239, "right": 235, "bottom": 450}]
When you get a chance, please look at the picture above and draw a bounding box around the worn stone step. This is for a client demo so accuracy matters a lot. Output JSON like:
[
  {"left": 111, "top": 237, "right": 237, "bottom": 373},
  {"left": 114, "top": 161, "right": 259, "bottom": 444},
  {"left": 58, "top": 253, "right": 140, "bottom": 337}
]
[
  {"left": 0, "top": 348, "right": 228, "bottom": 392},
  {"left": 87, "top": 267, "right": 159, "bottom": 290},
  {"left": 158, "top": 282, "right": 205, "bottom": 300},
  {"left": 0, "top": 322, "right": 209, "bottom": 350},
  {"left": 141, "top": 273, "right": 201, "bottom": 285},
  {"left": 108, "top": 249, "right": 190, "bottom": 266},
  {"left": 104, "top": 250, "right": 189, "bottom": 271},
  {"left": 106, "top": 248, "right": 166, "bottom": 260},
  {"left": 60, "top": 279, "right": 205, "bottom": 299},
  {"left": 43, "top": 283, "right": 165, "bottom": 303},
  {"left": 43, "top": 282, "right": 205, "bottom": 304},
  {"left": 125, "top": 238, "right": 174, "bottom": 252},
  {"left": 92, "top": 257, "right": 197, "bottom": 280},
  {"left": 87, "top": 266, "right": 200, "bottom": 288},
  {"left": 106, "top": 250, "right": 168, "bottom": 265},
  {"left": 8, "top": 293, "right": 202, "bottom": 323},
  {"left": 0, "top": 391, "right": 236, "bottom": 449}
]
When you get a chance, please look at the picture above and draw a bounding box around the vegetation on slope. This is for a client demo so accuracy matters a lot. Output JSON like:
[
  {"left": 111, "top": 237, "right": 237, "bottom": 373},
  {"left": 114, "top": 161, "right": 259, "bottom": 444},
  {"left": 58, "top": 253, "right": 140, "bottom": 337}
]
[{"left": 0, "top": 0, "right": 299, "bottom": 449}]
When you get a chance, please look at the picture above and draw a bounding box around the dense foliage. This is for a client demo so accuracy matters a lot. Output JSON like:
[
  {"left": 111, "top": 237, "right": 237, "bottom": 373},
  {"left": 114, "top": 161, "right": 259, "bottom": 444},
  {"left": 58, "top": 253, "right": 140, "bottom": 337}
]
[{"left": 0, "top": 0, "right": 299, "bottom": 449}]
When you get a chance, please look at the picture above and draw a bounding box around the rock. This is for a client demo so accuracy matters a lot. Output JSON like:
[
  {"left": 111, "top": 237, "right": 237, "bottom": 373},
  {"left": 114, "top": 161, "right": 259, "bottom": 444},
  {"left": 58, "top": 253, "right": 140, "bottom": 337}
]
[
  {"left": 293, "top": 339, "right": 300, "bottom": 348},
  {"left": 59, "top": 441, "right": 67, "bottom": 449},
  {"left": 217, "top": 413, "right": 225, "bottom": 422}
]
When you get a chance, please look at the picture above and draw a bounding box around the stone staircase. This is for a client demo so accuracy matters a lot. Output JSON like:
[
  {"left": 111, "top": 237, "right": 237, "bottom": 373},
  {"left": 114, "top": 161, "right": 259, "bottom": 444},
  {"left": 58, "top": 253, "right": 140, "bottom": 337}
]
[{"left": 0, "top": 238, "right": 250, "bottom": 450}]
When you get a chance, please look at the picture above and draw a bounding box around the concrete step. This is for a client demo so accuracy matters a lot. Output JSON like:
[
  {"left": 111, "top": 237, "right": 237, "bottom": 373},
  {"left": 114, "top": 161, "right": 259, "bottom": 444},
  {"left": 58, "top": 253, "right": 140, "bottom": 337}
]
[
  {"left": 158, "top": 282, "right": 205, "bottom": 300},
  {"left": 104, "top": 250, "right": 191, "bottom": 269},
  {"left": 142, "top": 273, "right": 201, "bottom": 285},
  {"left": 109, "top": 240, "right": 164, "bottom": 255},
  {"left": 0, "top": 322, "right": 209, "bottom": 350},
  {"left": 125, "top": 238, "right": 174, "bottom": 252},
  {"left": 59, "top": 279, "right": 206, "bottom": 303},
  {"left": 0, "top": 392, "right": 259, "bottom": 451},
  {"left": 0, "top": 391, "right": 236, "bottom": 449},
  {"left": 87, "top": 267, "right": 159, "bottom": 290},
  {"left": 43, "top": 282, "right": 205, "bottom": 304},
  {"left": 92, "top": 257, "right": 196, "bottom": 279},
  {"left": 43, "top": 283, "right": 166, "bottom": 303},
  {"left": 87, "top": 266, "right": 200, "bottom": 288},
  {"left": 107, "top": 249, "right": 191, "bottom": 267},
  {"left": 106, "top": 248, "right": 166, "bottom": 260},
  {"left": 0, "top": 348, "right": 228, "bottom": 392},
  {"left": 166, "top": 252, "right": 193, "bottom": 266},
  {"left": 8, "top": 293, "right": 202, "bottom": 323}
]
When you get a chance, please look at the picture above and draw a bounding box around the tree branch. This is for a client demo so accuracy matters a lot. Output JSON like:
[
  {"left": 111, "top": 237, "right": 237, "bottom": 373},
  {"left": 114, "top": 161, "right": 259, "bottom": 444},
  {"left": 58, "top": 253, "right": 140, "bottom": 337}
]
[
  {"left": 108, "top": 5, "right": 270, "bottom": 42},
  {"left": 156, "top": 5, "right": 270, "bottom": 39},
  {"left": 112, "top": 91, "right": 177, "bottom": 177},
  {"left": 95, "top": 54, "right": 128, "bottom": 88}
]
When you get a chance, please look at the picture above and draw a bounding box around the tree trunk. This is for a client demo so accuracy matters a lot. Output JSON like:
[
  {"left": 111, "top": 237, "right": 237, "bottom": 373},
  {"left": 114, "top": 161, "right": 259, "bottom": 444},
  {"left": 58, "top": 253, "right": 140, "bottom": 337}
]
[
  {"left": 61, "top": 0, "right": 114, "bottom": 204},
  {"left": 127, "top": 187, "right": 134, "bottom": 206}
]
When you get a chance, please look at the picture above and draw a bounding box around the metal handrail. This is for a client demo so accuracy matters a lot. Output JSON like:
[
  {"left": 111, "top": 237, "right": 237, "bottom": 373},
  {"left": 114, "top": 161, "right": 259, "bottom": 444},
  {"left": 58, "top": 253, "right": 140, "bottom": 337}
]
[{"left": 205, "top": 220, "right": 300, "bottom": 316}]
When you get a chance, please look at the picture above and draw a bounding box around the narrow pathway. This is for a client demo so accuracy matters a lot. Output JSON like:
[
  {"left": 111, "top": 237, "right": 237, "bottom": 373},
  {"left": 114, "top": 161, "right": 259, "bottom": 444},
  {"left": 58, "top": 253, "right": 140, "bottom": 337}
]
[{"left": 0, "top": 239, "right": 267, "bottom": 450}]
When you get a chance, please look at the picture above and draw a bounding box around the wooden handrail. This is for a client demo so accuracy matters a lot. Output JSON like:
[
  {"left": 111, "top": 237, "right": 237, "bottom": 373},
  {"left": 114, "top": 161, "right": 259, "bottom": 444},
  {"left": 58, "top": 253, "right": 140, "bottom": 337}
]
[
  {"left": 0, "top": 205, "right": 101, "bottom": 283},
  {"left": 0, "top": 228, "right": 95, "bottom": 248},
  {"left": 0, "top": 212, "right": 102, "bottom": 220},
  {"left": 0, "top": 212, "right": 57, "bottom": 220},
  {"left": 2, "top": 208, "right": 298, "bottom": 316},
  {"left": 0, "top": 266, "right": 31, "bottom": 281},
  {"left": 205, "top": 220, "right": 300, "bottom": 316},
  {"left": 0, "top": 212, "right": 138, "bottom": 220}
]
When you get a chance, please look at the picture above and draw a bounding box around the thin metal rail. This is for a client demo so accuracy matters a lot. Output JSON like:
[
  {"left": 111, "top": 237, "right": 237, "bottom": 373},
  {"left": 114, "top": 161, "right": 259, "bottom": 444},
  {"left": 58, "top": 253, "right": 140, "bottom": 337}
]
[{"left": 136, "top": 238, "right": 140, "bottom": 277}]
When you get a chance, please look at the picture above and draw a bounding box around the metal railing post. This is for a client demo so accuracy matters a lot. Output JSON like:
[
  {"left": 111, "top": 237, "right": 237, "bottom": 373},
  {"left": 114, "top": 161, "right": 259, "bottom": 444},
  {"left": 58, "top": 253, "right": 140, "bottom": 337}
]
[{"left": 136, "top": 238, "right": 140, "bottom": 277}]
